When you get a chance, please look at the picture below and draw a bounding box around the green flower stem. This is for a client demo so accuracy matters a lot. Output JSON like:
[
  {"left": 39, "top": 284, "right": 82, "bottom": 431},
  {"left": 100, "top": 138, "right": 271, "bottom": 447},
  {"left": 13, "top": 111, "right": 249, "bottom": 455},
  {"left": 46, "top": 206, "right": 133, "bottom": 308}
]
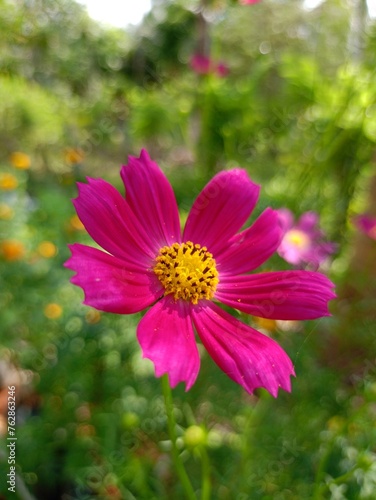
[
  {"left": 162, "top": 375, "right": 197, "bottom": 500},
  {"left": 199, "top": 446, "right": 211, "bottom": 500},
  {"left": 312, "top": 438, "right": 334, "bottom": 500},
  {"left": 313, "top": 464, "right": 359, "bottom": 499}
]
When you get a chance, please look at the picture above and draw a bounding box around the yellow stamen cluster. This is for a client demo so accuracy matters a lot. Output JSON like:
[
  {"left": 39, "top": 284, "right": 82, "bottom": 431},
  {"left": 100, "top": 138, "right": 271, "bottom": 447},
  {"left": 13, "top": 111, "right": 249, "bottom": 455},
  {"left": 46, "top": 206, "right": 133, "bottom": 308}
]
[
  {"left": 285, "top": 229, "right": 310, "bottom": 249},
  {"left": 154, "top": 241, "right": 219, "bottom": 304}
]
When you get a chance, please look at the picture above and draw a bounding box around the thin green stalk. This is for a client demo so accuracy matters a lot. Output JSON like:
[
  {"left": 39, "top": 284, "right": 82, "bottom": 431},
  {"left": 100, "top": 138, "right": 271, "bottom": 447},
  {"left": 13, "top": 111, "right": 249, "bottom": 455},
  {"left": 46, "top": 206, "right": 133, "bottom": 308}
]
[
  {"left": 161, "top": 375, "right": 197, "bottom": 500},
  {"left": 313, "top": 463, "right": 359, "bottom": 498},
  {"left": 199, "top": 447, "right": 211, "bottom": 500},
  {"left": 312, "top": 441, "right": 335, "bottom": 500}
]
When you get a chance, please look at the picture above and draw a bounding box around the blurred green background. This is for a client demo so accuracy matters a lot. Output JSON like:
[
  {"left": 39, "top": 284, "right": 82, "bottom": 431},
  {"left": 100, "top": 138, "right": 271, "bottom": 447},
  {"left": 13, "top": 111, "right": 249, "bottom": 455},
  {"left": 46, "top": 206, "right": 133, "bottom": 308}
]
[{"left": 1, "top": 0, "right": 376, "bottom": 498}]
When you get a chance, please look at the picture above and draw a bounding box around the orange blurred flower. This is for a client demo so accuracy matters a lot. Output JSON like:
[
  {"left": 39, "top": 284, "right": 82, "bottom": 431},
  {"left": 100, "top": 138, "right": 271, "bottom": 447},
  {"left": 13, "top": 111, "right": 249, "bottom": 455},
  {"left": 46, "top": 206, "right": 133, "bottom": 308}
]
[
  {"left": 69, "top": 214, "right": 85, "bottom": 231},
  {"left": 44, "top": 303, "right": 63, "bottom": 319},
  {"left": 0, "top": 240, "right": 25, "bottom": 261},
  {"left": 10, "top": 152, "right": 31, "bottom": 169},
  {"left": 0, "top": 173, "right": 18, "bottom": 190},
  {"left": 85, "top": 309, "right": 101, "bottom": 324},
  {"left": 253, "top": 316, "right": 277, "bottom": 333},
  {"left": 64, "top": 148, "right": 84, "bottom": 165},
  {"left": 37, "top": 241, "right": 57, "bottom": 258}
]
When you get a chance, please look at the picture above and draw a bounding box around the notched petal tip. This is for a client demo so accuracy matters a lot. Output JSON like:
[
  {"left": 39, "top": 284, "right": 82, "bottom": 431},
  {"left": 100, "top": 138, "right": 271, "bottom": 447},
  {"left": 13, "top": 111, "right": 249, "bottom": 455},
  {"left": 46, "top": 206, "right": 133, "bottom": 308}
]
[
  {"left": 63, "top": 243, "right": 77, "bottom": 270},
  {"left": 70, "top": 175, "right": 158, "bottom": 263},
  {"left": 124, "top": 148, "right": 150, "bottom": 166},
  {"left": 145, "top": 360, "right": 196, "bottom": 391},
  {"left": 192, "top": 302, "right": 295, "bottom": 398},
  {"left": 140, "top": 148, "right": 152, "bottom": 162},
  {"left": 121, "top": 150, "right": 181, "bottom": 246},
  {"left": 137, "top": 298, "right": 200, "bottom": 392},
  {"left": 218, "top": 269, "right": 336, "bottom": 321},
  {"left": 140, "top": 350, "right": 198, "bottom": 392},
  {"left": 251, "top": 357, "right": 295, "bottom": 398},
  {"left": 64, "top": 243, "right": 162, "bottom": 314}
]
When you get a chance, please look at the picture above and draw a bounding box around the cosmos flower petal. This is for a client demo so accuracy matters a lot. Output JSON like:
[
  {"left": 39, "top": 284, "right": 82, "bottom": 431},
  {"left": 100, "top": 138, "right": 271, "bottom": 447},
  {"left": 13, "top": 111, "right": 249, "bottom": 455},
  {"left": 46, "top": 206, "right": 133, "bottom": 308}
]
[
  {"left": 217, "top": 271, "right": 336, "bottom": 320},
  {"left": 297, "top": 211, "right": 319, "bottom": 232},
  {"left": 277, "top": 208, "right": 293, "bottom": 232},
  {"left": 65, "top": 243, "right": 164, "bottom": 314},
  {"left": 304, "top": 241, "right": 337, "bottom": 268},
  {"left": 120, "top": 150, "right": 181, "bottom": 248},
  {"left": 183, "top": 169, "right": 260, "bottom": 254},
  {"left": 74, "top": 178, "right": 157, "bottom": 266},
  {"left": 137, "top": 296, "right": 200, "bottom": 390},
  {"left": 277, "top": 239, "right": 307, "bottom": 266},
  {"left": 216, "top": 208, "right": 283, "bottom": 275},
  {"left": 276, "top": 209, "right": 335, "bottom": 267},
  {"left": 191, "top": 302, "right": 295, "bottom": 397}
]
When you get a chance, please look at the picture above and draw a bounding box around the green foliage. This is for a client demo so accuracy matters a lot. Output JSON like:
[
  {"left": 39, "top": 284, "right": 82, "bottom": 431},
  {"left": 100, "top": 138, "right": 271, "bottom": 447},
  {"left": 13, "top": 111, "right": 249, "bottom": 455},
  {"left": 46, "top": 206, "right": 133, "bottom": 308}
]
[{"left": 0, "top": 76, "right": 72, "bottom": 162}]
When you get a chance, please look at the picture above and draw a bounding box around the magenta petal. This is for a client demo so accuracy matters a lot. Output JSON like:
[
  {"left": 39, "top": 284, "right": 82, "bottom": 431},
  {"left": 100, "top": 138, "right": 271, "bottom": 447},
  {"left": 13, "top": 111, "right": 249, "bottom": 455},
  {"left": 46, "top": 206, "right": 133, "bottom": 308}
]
[
  {"left": 277, "top": 244, "right": 306, "bottom": 266},
  {"left": 137, "top": 297, "right": 200, "bottom": 390},
  {"left": 297, "top": 211, "right": 319, "bottom": 232},
  {"left": 216, "top": 208, "right": 283, "bottom": 275},
  {"left": 73, "top": 177, "right": 156, "bottom": 266},
  {"left": 217, "top": 270, "right": 336, "bottom": 320},
  {"left": 277, "top": 208, "right": 294, "bottom": 232},
  {"left": 183, "top": 169, "right": 260, "bottom": 255},
  {"left": 120, "top": 150, "right": 181, "bottom": 248},
  {"left": 191, "top": 302, "right": 295, "bottom": 397},
  {"left": 65, "top": 243, "right": 163, "bottom": 314},
  {"left": 304, "top": 241, "right": 337, "bottom": 268}
]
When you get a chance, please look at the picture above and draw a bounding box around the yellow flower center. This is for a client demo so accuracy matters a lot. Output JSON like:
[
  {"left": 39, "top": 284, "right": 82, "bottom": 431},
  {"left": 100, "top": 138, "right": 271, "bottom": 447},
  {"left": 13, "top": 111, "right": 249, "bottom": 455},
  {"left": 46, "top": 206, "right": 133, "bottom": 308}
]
[
  {"left": 284, "top": 229, "right": 310, "bottom": 249},
  {"left": 154, "top": 241, "right": 219, "bottom": 304}
]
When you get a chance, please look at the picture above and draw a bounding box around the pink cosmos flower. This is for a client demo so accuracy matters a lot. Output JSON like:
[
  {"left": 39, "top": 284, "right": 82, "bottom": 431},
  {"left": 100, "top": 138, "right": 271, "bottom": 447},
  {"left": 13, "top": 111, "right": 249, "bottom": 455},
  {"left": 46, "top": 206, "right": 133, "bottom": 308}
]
[
  {"left": 353, "top": 214, "right": 376, "bottom": 240},
  {"left": 277, "top": 209, "right": 336, "bottom": 268},
  {"left": 65, "top": 150, "right": 335, "bottom": 397}
]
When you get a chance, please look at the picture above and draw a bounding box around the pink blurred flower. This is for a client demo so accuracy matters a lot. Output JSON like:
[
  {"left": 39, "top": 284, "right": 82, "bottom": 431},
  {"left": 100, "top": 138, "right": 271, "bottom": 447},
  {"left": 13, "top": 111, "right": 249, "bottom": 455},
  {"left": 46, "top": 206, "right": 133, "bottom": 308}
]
[
  {"left": 65, "top": 150, "right": 335, "bottom": 397},
  {"left": 277, "top": 209, "right": 336, "bottom": 268},
  {"left": 240, "top": 0, "right": 262, "bottom": 5},
  {"left": 190, "top": 54, "right": 212, "bottom": 75},
  {"left": 190, "top": 54, "right": 229, "bottom": 78},
  {"left": 216, "top": 62, "right": 230, "bottom": 77},
  {"left": 353, "top": 214, "right": 376, "bottom": 240}
]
